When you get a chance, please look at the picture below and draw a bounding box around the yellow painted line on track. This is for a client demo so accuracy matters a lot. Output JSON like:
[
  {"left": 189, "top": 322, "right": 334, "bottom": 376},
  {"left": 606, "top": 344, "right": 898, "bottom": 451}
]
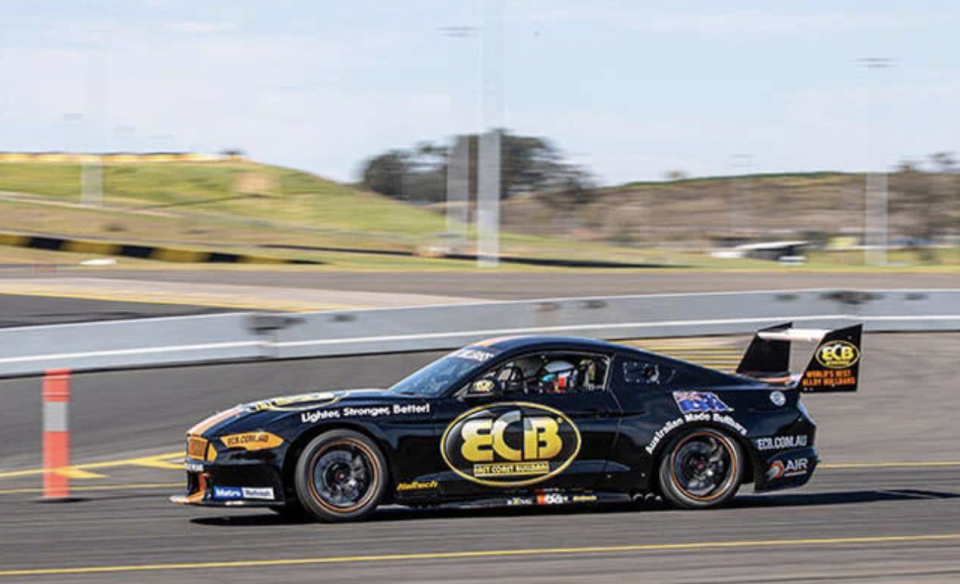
[
  {"left": 0, "top": 482, "right": 181, "bottom": 495},
  {"left": 1, "top": 533, "right": 959, "bottom": 577},
  {"left": 0, "top": 451, "right": 183, "bottom": 479},
  {"left": 53, "top": 468, "right": 108, "bottom": 479}
]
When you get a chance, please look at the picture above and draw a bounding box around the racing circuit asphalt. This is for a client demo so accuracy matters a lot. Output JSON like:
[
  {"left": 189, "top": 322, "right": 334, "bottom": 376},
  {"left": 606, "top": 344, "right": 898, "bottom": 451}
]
[
  {"left": 0, "top": 292, "right": 237, "bottom": 328},
  {"left": 6, "top": 268, "right": 960, "bottom": 299},
  {"left": 1, "top": 333, "right": 959, "bottom": 583}
]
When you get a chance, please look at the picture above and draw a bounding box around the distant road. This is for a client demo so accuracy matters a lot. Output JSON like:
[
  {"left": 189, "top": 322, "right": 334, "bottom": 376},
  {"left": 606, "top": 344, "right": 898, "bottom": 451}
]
[
  {"left": 24, "top": 269, "right": 960, "bottom": 298},
  {"left": 0, "top": 292, "right": 235, "bottom": 328},
  {"left": 1, "top": 269, "right": 958, "bottom": 327}
]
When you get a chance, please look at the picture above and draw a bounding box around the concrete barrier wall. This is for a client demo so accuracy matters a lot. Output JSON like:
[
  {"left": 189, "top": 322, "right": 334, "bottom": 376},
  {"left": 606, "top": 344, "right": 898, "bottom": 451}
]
[{"left": 1, "top": 288, "right": 959, "bottom": 378}]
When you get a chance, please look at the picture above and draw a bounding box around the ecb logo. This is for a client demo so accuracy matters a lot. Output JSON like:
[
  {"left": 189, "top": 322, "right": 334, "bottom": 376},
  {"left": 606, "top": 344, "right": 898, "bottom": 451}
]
[
  {"left": 441, "top": 403, "right": 581, "bottom": 487},
  {"left": 815, "top": 341, "right": 860, "bottom": 369}
]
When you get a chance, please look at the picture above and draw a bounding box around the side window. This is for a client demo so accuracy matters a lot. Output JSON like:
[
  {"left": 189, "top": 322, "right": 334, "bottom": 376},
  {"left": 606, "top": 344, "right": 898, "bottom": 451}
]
[
  {"left": 622, "top": 359, "right": 675, "bottom": 387},
  {"left": 483, "top": 352, "right": 610, "bottom": 395}
]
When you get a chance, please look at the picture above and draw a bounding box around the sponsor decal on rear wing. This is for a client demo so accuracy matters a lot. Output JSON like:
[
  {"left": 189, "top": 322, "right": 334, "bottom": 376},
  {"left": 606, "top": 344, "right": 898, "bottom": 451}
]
[{"left": 736, "top": 323, "right": 862, "bottom": 393}]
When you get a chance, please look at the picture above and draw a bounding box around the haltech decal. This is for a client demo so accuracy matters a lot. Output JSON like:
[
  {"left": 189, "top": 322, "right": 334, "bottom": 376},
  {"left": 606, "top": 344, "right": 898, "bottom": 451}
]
[
  {"left": 815, "top": 340, "right": 860, "bottom": 369},
  {"left": 396, "top": 480, "right": 439, "bottom": 492},
  {"left": 441, "top": 402, "right": 581, "bottom": 487},
  {"left": 220, "top": 431, "right": 284, "bottom": 451}
]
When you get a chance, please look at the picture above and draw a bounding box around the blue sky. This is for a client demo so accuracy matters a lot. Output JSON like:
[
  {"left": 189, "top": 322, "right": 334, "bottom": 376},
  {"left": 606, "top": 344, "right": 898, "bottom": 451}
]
[{"left": 1, "top": 0, "right": 958, "bottom": 184}]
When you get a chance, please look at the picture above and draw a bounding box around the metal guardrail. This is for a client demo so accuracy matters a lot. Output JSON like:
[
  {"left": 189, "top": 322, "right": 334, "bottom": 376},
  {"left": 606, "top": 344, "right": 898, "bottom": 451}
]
[{"left": 1, "top": 288, "right": 959, "bottom": 378}]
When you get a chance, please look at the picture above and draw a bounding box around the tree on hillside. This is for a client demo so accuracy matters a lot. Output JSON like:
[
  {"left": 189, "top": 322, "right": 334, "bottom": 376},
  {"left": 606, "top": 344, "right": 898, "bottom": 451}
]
[
  {"left": 361, "top": 150, "right": 413, "bottom": 200},
  {"left": 891, "top": 155, "right": 960, "bottom": 246},
  {"left": 929, "top": 151, "right": 957, "bottom": 173},
  {"left": 358, "top": 130, "right": 594, "bottom": 205}
]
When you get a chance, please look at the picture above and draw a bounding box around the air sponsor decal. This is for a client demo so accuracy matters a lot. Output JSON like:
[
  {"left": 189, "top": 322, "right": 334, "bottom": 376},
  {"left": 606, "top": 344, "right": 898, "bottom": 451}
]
[
  {"left": 767, "top": 457, "right": 810, "bottom": 481},
  {"left": 673, "top": 391, "right": 733, "bottom": 414},
  {"left": 396, "top": 480, "right": 439, "bottom": 492},
  {"left": 220, "top": 431, "right": 284, "bottom": 451},
  {"left": 241, "top": 487, "right": 275, "bottom": 500},
  {"left": 184, "top": 461, "right": 204, "bottom": 473},
  {"left": 301, "top": 403, "right": 431, "bottom": 423},
  {"left": 756, "top": 435, "right": 809, "bottom": 452},
  {"left": 815, "top": 340, "right": 860, "bottom": 369},
  {"left": 441, "top": 402, "right": 581, "bottom": 487},
  {"left": 507, "top": 496, "right": 535, "bottom": 506},
  {"left": 211, "top": 486, "right": 243, "bottom": 500}
]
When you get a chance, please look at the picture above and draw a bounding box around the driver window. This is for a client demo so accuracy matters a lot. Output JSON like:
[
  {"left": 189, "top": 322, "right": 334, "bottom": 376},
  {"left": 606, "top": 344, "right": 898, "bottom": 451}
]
[{"left": 485, "top": 352, "right": 609, "bottom": 396}]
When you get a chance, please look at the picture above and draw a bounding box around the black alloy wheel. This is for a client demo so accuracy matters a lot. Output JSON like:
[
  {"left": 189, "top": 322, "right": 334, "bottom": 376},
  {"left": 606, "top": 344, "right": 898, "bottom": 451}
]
[
  {"left": 295, "top": 430, "right": 387, "bottom": 522},
  {"left": 658, "top": 428, "right": 742, "bottom": 509}
]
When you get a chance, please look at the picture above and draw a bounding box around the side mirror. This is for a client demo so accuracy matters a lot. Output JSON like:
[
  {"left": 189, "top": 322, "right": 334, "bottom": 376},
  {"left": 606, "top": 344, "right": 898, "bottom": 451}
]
[{"left": 465, "top": 377, "right": 502, "bottom": 399}]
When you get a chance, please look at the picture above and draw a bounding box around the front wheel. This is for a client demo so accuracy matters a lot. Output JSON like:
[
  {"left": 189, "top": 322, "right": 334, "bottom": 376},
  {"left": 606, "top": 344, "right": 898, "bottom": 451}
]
[
  {"left": 295, "top": 430, "right": 388, "bottom": 522},
  {"left": 658, "top": 428, "right": 742, "bottom": 509}
]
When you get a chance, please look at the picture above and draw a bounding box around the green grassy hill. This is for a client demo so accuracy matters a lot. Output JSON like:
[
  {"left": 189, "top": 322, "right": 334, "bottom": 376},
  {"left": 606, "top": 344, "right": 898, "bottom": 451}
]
[
  {"left": 0, "top": 160, "right": 723, "bottom": 269},
  {"left": 1, "top": 161, "right": 955, "bottom": 270},
  {"left": 0, "top": 161, "right": 447, "bottom": 244}
]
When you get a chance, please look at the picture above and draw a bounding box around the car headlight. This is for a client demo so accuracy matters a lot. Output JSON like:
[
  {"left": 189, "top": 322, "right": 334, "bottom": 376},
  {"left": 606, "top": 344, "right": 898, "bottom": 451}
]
[{"left": 187, "top": 436, "right": 217, "bottom": 462}]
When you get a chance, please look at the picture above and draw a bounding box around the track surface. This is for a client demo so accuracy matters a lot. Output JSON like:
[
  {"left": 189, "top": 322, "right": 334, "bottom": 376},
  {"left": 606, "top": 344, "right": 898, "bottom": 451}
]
[
  {"left": 3, "top": 269, "right": 958, "bottom": 328},
  {"left": 0, "top": 293, "right": 235, "bottom": 328},
  {"left": 1, "top": 467, "right": 959, "bottom": 583},
  {"left": 1, "top": 334, "right": 959, "bottom": 582}
]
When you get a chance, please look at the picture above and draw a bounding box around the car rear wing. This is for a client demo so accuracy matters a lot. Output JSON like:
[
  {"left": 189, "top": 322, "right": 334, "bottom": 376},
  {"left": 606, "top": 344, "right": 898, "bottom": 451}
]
[{"left": 735, "top": 323, "right": 862, "bottom": 393}]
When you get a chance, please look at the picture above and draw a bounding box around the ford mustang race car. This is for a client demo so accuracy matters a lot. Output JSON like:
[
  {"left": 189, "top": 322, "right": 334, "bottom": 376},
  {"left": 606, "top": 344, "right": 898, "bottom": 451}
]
[{"left": 172, "top": 323, "right": 861, "bottom": 522}]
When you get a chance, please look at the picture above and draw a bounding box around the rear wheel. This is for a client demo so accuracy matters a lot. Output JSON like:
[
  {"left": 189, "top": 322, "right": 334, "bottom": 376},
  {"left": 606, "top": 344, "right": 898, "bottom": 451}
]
[
  {"left": 658, "top": 428, "right": 742, "bottom": 509},
  {"left": 295, "top": 430, "right": 387, "bottom": 522}
]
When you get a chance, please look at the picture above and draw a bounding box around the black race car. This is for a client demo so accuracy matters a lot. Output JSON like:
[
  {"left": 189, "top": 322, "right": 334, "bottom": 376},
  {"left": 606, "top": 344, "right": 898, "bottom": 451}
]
[{"left": 172, "top": 323, "right": 861, "bottom": 522}]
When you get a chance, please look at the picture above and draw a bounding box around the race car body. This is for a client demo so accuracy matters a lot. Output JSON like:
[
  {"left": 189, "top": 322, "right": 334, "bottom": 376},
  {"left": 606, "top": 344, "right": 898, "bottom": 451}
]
[{"left": 172, "top": 324, "right": 861, "bottom": 521}]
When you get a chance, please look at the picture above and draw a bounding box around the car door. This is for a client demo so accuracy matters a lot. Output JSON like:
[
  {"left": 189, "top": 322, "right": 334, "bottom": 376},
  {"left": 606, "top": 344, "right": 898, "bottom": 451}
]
[{"left": 434, "top": 350, "right": 622, "bottom": 499}]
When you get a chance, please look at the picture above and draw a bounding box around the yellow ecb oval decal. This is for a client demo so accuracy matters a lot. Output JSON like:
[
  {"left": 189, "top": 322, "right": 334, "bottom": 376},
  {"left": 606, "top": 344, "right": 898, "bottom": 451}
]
[
  {"left": 816, "top": 340, "right": 860, "bottom": 369},
  {"left": 441, "top": 402, "right": 581, "bottom": 487}
]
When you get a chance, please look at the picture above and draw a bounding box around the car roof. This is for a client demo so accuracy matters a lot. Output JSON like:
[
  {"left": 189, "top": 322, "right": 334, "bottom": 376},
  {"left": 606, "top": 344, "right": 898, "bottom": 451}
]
[
  {"left": 472, "top": 335, "right": 631, "bottom": 353},
  {"left": 470, "top": 335, "right": 753, "bottom": 385}
]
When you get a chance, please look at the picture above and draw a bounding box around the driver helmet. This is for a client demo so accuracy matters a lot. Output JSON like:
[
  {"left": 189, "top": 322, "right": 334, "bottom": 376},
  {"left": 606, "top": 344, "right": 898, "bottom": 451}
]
[{"left": 540, "top": 360, "right": 576, "bottom": 393}]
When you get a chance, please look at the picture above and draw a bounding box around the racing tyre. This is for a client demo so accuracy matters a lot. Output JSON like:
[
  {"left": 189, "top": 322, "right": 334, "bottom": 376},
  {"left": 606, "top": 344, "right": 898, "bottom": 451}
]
[
  {"left": 295, "top": 430, "right": 388, "bottom": 522},
  {"left": 658, "top": 428, "right": 742, "bottom": 510}
]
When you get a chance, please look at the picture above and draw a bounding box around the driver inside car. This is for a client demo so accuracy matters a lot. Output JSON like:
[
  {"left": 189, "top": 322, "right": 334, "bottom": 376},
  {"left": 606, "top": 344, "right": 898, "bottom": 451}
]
[{"left": 538, "top": 360, "right": 577, "bottom": 394}]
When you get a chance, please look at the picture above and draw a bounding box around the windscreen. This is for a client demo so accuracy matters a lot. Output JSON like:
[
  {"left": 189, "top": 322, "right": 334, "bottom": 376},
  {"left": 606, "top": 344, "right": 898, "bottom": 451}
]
[{"left": 388, "top": 347, "right": 499, "bottom": 397}]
